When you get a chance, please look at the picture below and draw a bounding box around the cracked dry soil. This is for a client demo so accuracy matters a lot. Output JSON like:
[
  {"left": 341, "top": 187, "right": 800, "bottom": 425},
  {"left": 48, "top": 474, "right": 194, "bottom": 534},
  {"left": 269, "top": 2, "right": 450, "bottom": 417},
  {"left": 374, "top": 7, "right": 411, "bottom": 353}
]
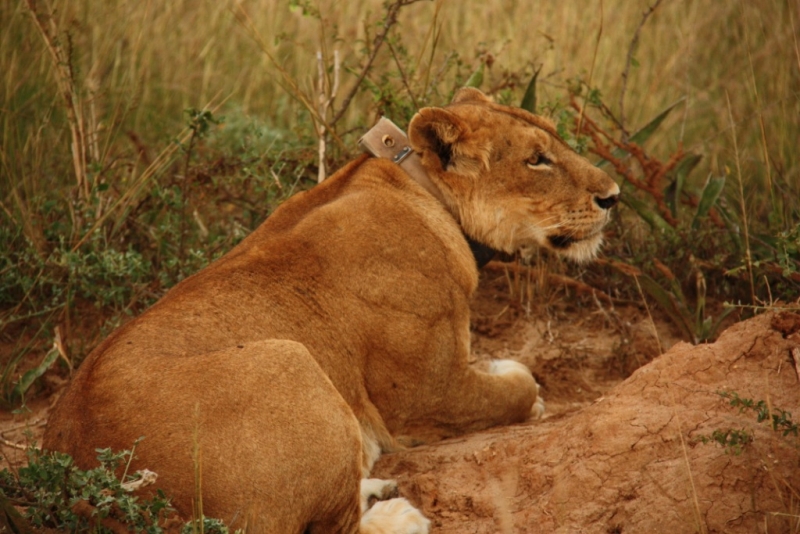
[{"left": 2, "top": 275, "right": 799, "bottom": 534}]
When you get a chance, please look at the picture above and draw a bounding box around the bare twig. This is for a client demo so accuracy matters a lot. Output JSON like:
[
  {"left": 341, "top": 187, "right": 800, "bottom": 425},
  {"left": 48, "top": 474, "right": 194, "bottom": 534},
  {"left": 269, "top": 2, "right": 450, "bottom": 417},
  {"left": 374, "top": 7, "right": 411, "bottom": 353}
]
[
  {"left": 330, "top": 0, "right": 426, "bottom": 126},
  {"left": 24, "top": 0, "right": 89, "bottom": 200},
  {"left": 231, "top": 3, "right": 345, "bottom": 152},
  {"left": 386, "top": 40, "right": 420, "bottom": 110},
  {"left": 619, "top": 0, "right": 664, "bottom": 139}
]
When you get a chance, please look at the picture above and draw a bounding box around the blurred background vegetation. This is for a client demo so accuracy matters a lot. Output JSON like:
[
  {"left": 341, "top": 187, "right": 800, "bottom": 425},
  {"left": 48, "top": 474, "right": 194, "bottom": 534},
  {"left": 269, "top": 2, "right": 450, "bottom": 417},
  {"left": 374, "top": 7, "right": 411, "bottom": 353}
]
[{"left": 1, "top": 0, "right": 798, "bottom": 405}]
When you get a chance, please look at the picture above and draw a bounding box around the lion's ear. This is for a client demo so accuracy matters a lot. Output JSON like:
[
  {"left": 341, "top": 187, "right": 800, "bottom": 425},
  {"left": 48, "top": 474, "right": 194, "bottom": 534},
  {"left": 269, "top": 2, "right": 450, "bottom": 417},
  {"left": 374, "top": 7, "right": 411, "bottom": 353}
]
[
  {"left": 451, "top": 87, "right": 493, "bottom": 104},
  {"left": 408, "top": 107, "right": 467, "bottom": 170}
]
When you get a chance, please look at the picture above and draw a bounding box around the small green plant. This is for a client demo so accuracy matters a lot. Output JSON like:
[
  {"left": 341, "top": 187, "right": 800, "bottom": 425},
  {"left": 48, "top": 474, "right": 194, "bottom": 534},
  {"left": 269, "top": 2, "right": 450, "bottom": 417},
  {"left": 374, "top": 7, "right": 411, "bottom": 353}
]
[
  {"left": 719, "top": 390, "right": 799, "bottom": 437},
  {"left": 0, "top": 442, "right": 237, "bottom": 533},
  {"left": 695, "top": 391, "right": 799, "bottom": 456},
  {"left": 695, "top": 428, "right": 753, "bottom": 456}
]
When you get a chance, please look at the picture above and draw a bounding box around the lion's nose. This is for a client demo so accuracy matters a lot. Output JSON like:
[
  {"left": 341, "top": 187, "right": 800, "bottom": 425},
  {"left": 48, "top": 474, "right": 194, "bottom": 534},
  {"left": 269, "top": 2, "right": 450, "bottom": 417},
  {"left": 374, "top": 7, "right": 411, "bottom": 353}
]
[{"left": 594, "top": 194, "right": 619, "bottom": 210}]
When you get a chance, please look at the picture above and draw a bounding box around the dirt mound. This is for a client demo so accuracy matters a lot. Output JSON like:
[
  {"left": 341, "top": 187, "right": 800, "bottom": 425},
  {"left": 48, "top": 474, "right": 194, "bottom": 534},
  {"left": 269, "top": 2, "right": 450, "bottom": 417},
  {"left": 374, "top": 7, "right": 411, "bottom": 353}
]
[{"left": 374, "top": 311, "right": 800, "bottom": 533}]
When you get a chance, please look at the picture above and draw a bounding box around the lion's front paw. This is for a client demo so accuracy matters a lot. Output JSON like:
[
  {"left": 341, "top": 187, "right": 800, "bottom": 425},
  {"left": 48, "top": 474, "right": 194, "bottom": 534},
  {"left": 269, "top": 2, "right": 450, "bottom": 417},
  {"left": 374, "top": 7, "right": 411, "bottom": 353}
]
[
  {"left": 360, "top": 497, "right": 430, "bottom": 534},
  {"left": 360, "top": 478, "right": 400, "bottom": 513},
  {"left": 489, "top": 359, "right": 546, "bottom": 420}
]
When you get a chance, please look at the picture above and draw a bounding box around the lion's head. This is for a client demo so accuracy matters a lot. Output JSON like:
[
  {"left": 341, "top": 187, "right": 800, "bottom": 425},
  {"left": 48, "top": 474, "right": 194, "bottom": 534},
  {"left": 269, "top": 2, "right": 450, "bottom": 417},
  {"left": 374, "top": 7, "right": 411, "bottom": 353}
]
[{"left": 409, "top": 88, "right": 619, "bottom": 263}]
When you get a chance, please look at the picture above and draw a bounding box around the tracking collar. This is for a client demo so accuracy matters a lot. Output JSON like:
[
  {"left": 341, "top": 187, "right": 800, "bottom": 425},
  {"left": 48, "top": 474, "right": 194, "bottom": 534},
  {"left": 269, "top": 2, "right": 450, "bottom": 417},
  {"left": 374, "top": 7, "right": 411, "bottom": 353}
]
[{"left": 358, "top": 117, "right": 497, "bottom": 269}]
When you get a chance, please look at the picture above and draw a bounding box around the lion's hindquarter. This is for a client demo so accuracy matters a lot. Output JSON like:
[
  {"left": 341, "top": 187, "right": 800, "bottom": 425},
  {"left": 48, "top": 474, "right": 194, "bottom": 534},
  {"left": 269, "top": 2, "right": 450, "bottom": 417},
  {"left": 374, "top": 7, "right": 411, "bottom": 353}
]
[{"left": 44, "top": 340, "right": 363, "bottom": 533}]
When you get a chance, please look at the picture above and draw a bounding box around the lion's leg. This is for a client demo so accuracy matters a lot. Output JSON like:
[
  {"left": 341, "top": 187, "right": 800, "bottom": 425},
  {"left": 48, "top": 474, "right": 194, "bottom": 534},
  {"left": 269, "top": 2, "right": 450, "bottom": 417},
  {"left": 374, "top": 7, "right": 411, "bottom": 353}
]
[
  {"left": 488, "top": 358, "right": 545, "bottom": 419},
  {"left": 396, "top": 357, "right": 541, "bottom": 443}
]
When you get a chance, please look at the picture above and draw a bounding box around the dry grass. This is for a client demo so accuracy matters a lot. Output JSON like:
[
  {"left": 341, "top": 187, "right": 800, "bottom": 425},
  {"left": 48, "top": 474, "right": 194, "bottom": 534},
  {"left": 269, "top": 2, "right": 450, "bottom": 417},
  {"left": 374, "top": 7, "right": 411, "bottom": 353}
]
[{"left": 2, "top": 1, "right": 797, "bottom": 198}]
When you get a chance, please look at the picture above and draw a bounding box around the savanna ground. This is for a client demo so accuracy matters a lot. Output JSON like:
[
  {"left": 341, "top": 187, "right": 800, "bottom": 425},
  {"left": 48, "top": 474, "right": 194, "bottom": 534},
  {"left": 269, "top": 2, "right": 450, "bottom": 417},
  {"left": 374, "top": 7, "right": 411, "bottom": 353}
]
[{"left": 1, "top": 0, "right": 799, "bottom": 531}]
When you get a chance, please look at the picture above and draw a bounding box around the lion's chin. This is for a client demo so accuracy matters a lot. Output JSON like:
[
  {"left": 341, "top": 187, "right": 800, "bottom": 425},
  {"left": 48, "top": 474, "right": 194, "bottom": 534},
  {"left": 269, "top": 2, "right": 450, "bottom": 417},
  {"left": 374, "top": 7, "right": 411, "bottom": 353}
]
[{"left": 542, "top": 232, "right": 604, "bottom": 263}]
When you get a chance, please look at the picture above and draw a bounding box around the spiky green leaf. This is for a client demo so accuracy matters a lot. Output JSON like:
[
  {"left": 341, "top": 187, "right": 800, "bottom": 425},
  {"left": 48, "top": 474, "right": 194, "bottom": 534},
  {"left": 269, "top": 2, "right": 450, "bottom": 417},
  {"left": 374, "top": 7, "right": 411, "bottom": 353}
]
[
  {"left": 597, "top": 98, "right": 685, "bottom": 168},
  {"left": 520, "top": 69, "right": 539, "bottom": 113}
]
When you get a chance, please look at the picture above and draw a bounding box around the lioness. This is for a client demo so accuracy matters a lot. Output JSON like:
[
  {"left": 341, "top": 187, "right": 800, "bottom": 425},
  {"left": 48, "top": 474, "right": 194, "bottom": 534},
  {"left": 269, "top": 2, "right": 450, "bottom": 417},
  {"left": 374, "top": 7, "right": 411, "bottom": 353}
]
[{"left": 44, "top": 88, "right": 619, "bottom": 533}]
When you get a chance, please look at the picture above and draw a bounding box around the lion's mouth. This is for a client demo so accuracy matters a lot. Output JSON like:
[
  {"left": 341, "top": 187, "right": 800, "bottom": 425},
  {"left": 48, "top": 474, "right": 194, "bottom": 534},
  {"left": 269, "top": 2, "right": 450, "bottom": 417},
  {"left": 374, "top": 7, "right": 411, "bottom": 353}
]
[
  {"left": 547, "top": 234, "right": 576, "bottom": 249},
  {"left": 544, "top": 229, "right": 605, "bottom": 263}
]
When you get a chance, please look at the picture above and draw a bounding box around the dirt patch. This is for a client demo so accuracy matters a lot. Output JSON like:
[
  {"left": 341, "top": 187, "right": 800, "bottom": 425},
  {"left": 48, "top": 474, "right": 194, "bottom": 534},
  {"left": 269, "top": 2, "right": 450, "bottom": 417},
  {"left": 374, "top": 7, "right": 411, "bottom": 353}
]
[{"left": 375, "top": 310, "right": 800, "bottom": 533}]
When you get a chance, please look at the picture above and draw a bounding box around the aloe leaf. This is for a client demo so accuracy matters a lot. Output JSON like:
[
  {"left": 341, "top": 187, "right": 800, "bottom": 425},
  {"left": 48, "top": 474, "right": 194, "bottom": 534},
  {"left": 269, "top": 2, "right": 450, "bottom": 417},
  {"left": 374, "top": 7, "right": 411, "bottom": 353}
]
[
  {"left": 692, "top": 174, "right": 726, "bottom": 230},
  {"left": 465, "top": 63, "right": 484, "bottom": 89},
  {"left": 597, "top": 98, "right": 685, "bottom": 168},
  {"left": 629, "top": 98, "right": 685, "bottom": 146},
  {"left": 637, "top": 274, "right": 697, "bottom": 344},
  {"left": 520, "top": 69, "right": 539, "bottom": 113}
]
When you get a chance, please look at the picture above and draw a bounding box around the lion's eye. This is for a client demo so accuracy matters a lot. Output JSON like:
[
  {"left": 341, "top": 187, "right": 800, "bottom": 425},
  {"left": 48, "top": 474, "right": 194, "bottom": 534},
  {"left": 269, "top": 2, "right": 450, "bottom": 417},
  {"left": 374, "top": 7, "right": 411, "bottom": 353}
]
[{"left": 526, "top": 154, "right": 552, "bottom": 167}]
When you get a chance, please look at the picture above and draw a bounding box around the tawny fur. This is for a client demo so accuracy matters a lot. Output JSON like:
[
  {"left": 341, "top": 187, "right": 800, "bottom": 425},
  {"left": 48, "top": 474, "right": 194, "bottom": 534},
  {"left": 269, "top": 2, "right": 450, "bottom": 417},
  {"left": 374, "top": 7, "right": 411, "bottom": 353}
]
[{"left": 44, "top": 88, "right": 617, "bottom": 533}]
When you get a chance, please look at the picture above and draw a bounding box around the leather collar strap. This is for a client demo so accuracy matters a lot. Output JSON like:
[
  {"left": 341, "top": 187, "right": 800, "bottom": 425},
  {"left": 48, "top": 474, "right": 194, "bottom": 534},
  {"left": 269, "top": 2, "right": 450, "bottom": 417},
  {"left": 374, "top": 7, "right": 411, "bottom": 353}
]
[
  {"left": 358, "top": 117, "right": 498, "bottom": 269},
  {"left": 358, "top": 117, "right": 448, "bottom": 206}
]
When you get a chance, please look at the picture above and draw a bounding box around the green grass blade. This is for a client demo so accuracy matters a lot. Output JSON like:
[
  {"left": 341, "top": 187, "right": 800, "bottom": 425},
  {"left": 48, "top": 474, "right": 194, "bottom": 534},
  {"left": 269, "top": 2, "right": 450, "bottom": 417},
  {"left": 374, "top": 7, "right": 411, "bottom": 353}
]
[{"left": 692, "top": 174, "right": 726, "bottom": 230}]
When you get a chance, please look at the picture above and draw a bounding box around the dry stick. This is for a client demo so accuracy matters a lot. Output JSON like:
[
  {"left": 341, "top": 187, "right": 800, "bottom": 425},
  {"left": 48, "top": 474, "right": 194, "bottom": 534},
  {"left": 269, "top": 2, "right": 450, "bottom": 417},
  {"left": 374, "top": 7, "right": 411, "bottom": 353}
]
[
  {"left": 619, "top": 0, "right": 664, "bottom": 137},
  {"left": 725, "top": 90, "right": 756, "bottom": 305},
  {"left": 387, "top": 40, "right": 421, "bottom": 111},
  {"left": 0, "top": 437, "right": 28, "bottom": 451},
  {"left": 316, "top": 50, "right": 340, "bottom": 183},
  {"left": 577, "top": 0, "right": 603, "bottom": 135}
]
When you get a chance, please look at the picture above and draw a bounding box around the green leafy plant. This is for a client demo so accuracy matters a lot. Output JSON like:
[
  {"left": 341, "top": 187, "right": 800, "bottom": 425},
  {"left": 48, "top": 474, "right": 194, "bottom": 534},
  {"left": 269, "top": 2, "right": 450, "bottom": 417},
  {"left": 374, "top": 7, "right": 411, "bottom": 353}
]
[
  {"left": 695, "top": 391, "right": 798, "bottom": 456},
  {"left": 0, "top": 443, "right": 238, "bottom": 533},
  {"left": 695, "top": 428, "right": 753, "bottom": 456}
]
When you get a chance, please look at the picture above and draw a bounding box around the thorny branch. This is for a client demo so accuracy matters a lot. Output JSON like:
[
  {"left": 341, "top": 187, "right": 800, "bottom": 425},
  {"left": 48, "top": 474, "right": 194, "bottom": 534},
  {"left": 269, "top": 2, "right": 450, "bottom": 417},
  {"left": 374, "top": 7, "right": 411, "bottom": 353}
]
[
  {"left": 330, "top": 0, "right": 427, "bottom": 126},
  {"left": 619, "top": 0, "right": 665, "bottom": 139}
]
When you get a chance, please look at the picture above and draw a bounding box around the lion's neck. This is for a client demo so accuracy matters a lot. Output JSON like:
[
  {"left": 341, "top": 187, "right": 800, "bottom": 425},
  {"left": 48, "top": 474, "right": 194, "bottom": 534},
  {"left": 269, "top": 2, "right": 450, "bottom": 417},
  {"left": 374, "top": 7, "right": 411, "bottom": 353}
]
[
  {"left": 359, "top": 117, "right": 497, "bottom": 268},
  {"left": 358, "top": 117, "right": 448, "bottom": 205}
]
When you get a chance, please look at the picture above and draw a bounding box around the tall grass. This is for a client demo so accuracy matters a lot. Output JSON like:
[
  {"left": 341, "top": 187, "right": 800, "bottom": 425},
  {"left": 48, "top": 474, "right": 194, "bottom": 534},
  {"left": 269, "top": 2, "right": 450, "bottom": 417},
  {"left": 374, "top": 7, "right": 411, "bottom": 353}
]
[{"left": 0, "top": 0, "right": 798, "bottom": 397}]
